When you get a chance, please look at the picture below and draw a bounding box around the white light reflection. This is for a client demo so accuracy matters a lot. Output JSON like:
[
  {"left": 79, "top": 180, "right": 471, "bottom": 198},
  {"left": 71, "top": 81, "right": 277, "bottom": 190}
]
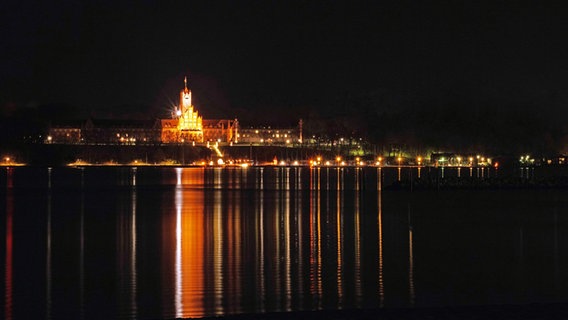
[
  {"left": 46, "top": 171, "right": 52, "bottom": 319},
  {"left": 354, "top": 174, "right": 362, "bottom": 305},
  {"left": 308, "top": 168, "right": 322, "bottom": 309},
  {"left": 336, "top": 173, "right": 343, "bottom": 304},
  {"left": 213, "top": 189, "right": 224, "bottom": 315},
  {"left": 378, "top": 175, "right": 384, "bottom": 307},
  {"left": 408, "top": 207, "right": 415, "bottom": 307},
  {"left": 132, "top": 167, "right": 137, "bottom": 186},
  {"left": 130, "top": 183, "right": 138, "bottom": 317},
  {"left": 295, "top": 177, "right": 304, "bottom": 307},
  {"left": 258, "top": 171, "right": 266, "bottom": 313},
  {"left": 284, "top": 184, "right": 292, "bottom": 311},
  {"left": 175, "top": 168, "right": 183, "bottom": 317},
  {"left": 79, "top": 178, "right": 85, "bottom": 319}
]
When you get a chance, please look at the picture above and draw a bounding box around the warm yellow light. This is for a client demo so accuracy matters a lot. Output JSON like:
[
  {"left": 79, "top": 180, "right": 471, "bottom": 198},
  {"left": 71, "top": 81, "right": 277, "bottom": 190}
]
[{"left": 336, "top": 156, "right": 341, "bottom": 162}]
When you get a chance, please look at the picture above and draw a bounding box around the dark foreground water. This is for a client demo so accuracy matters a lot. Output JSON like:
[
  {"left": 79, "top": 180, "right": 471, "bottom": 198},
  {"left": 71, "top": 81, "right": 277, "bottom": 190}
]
[{"left": 2, "top": 166, "right": 568, "bottom": 319}]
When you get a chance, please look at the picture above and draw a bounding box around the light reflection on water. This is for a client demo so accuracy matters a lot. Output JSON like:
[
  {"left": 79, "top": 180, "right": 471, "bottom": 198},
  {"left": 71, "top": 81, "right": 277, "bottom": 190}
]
[{"left": 2, "top": 166, "right": 568, "bottom": 319}]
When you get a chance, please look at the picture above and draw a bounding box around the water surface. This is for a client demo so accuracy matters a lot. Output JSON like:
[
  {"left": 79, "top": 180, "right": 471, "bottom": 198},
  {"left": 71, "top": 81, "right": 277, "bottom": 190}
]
[{"left": 2, "top": 166, "right": 568, "bottom": 319}]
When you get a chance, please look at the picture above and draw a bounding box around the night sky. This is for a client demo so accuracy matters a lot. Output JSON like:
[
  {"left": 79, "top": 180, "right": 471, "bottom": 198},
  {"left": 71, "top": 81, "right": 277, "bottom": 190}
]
[{"left": 2, "top": 1, "right": 568, "bottom": 148}]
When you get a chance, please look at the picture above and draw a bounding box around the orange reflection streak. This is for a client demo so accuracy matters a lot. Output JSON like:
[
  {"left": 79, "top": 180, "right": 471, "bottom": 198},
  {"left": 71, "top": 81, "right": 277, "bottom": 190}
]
[
  {"left": 5, "top": 168, "right": 14, "bottom": 320},
  {"left": 175, "top": 168, "right": 205, "bottom": 318}
]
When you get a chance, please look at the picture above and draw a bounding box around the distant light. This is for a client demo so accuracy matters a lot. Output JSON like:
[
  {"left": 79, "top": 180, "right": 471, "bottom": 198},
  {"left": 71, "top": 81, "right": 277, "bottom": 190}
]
[{"left": 217, "top": 158, "right": 224, "bottom": 165}]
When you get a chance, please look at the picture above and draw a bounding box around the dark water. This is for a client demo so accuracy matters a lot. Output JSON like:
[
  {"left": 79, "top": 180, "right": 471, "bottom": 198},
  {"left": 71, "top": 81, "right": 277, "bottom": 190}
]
[{"left": 2, "top": 166, "right": 568, "bottom": 319}]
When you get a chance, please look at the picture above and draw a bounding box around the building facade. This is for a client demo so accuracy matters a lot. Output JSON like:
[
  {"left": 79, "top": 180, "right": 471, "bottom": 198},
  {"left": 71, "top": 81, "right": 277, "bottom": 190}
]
[{"left": 237, "top": 127, "right": 300, "bottom": 145}]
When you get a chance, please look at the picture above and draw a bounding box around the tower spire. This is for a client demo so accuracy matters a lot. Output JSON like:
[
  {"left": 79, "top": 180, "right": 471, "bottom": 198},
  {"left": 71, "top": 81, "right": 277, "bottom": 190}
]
[{"left": 184, "top": 76, "right": 187, "bottom": 90}]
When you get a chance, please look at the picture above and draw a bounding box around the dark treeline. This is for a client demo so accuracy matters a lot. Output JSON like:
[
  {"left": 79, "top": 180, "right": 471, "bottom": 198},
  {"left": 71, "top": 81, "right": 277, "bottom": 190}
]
[{"left": 299, "top": 94, "right": 568, "bottom": 156}]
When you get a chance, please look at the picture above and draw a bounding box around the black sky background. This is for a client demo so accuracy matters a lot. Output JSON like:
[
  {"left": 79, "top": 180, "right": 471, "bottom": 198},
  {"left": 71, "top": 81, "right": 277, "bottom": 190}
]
[{"left": 2, "top": 1, "right": 568, "bottom": 153}]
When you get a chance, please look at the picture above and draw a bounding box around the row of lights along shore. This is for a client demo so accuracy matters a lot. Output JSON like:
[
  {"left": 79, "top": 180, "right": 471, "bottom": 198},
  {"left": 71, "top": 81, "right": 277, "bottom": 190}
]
[
  {"left": 306, "top": 155, "right": 498, "bottom": 168},
  {"left": 0, "top": 154, "right": 532, "bottom": 168}
]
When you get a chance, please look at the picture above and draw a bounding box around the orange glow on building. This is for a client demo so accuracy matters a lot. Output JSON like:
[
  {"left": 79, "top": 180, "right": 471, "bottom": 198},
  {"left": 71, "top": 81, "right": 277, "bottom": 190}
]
[
  {"left": 162, "top": 77, "right": 204, "bottom": 143},
  {"left": 178, "top": 77, "right": 203, "bottom": 140}
]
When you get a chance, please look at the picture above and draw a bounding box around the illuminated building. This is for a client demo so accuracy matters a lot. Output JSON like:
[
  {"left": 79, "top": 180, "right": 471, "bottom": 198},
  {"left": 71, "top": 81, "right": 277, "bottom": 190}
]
[
  {"left": 47, "top": 77, "right": 238, "bottom": 145},
  {"left": 162, "top": 77, "right": 204, "bottom": 143}
]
